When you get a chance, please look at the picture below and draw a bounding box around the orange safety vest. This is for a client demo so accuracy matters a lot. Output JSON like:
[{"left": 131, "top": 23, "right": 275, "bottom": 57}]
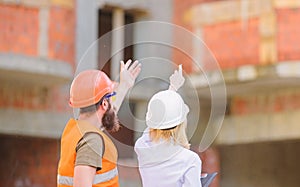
[{"left": 57, "top": 118, "right": 119, "bottom": 187}]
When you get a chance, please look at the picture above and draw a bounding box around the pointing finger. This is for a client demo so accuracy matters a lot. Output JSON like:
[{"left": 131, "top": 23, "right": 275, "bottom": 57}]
[{"left": 179, "top": 64, "right": 182, "bottom": 75}]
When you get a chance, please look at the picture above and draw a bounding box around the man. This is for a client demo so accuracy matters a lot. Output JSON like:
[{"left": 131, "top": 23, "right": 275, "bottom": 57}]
[{"left": 57, "top": 60, "right": 141, "bottom": 187}]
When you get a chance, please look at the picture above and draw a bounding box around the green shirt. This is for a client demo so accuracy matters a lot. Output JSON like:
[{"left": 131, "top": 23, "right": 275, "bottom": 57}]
[{"left": 75, "top": 132, "right": 104, "bottom": 171}]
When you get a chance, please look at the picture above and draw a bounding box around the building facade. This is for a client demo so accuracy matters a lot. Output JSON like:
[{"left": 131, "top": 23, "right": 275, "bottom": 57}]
[
  {"left": 1, "top": 0, "right": 300, "bottom": 186},
  {"left": 177, "top": 0, "right": 300, "bottom": 186},
  {"left": 0, "top": 0, "right": 74, "bottom": 186},
  {"left": 0, "top": 0, "right": 174, "bottom": 186}
]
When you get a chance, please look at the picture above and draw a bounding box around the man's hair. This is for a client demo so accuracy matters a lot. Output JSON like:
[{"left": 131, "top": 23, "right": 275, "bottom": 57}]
[
  {"left": 79, "top": 94, "right": 108, "bottom": 115},
  {"left": 149, "top": 121, "right": 190, "bottom": 149}
]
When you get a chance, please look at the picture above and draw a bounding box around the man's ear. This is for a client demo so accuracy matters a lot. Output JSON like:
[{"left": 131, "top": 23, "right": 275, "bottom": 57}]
[{"left": 101, "top": 99, "right": 109, "bottom": 111}]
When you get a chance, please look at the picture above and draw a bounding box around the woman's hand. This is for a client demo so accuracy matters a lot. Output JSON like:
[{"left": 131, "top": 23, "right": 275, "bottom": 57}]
[{"left": 169, "top": 64, "right": 185, "bottom": 91}]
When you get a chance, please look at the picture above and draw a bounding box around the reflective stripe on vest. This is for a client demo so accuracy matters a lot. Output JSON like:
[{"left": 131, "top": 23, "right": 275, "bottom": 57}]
[{"left": 57, "top": 167, "right": 118, "bottom": 186}]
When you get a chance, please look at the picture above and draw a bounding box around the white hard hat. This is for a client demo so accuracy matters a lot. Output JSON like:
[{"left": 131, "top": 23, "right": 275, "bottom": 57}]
[{"left": 146, "top": 90, "right": 190, "bottom": 129}]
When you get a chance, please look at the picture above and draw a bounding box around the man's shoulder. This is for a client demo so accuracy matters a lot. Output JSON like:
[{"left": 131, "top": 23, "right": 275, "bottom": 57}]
[{"left": 81, "top": 132, "right": 104, "bottom": 145}]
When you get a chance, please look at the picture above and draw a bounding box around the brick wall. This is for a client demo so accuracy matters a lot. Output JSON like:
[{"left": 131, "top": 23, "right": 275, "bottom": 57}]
[
  {"left": 174, "top": 1, "right": 300, "bottom": 73},
  {"left": 0, "top": 4, "right": 39, "bottom": 56},
  {"left": 277, "top": 8, "right": 300, "bottom": 61},
  {"left": 0, "top": 3, "right": 76, "bottom": 65},
  {"left": 173, "top": 0, "right": 261, "bottom": 72},
  {"left": 173, "top": 0, "right": 215, "bottom": 73},
  {"left": 0, "top": 134, "right": 60, "bottom": 187},
  {"left": 173, "top": 18, "right": 260, "bottom": 71},
  {"left": 0, "top": 81, "right": 48, "bottom": 110},
  {"left": 173, "top": 0, "right": 261, "bottom": 71},
  {"left": 0, "top": 81, "right": 70, "bottom": 112},
  {"left": 173, "top": 0, "right": 215, "bottom": 31},
  {"left": 230, "top": 89, "right": 300, "bottom": 116},
  {"left": 0, "top": 2, "right": 75, "bottom": 111},
  {"left": 203, "top": 18, "right": 260, "bottom": 69},
  {"left": 0, "top": 2, "right": 75, "bottom": 186},
  {"left": 48, "top": 6, "right": 76, "bottom": 65}
]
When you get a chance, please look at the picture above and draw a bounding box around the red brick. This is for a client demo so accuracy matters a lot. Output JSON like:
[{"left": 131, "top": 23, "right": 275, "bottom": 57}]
[
  {"left": 231, "top": 97, "right": 248, "bottom": 115},
  {"left": 172, "top": 42, "right": 194, "bottom": 73},
  {"left": 48, "top": 5, "right": 76, "bottom": 65},
  {"left": 203, "top": 18, "right": 260, "bottom": 70},
  {"left": 231, "top": 91, "right": 300, "bottom": 116},
  {"left": 0, "top": 4, "right": 39, "bottom": 56},
  {"left": 0, "top": 83, "right": 70, "bottom": 112},
  {"left": 172, "top": 0, "right": 217, "bottom": 73},
  {"left": 173, "top": 0, "right": 260, "bottom": 72},
  {"left": 276, "top": 8, "right": 300, "bottom": 61}
]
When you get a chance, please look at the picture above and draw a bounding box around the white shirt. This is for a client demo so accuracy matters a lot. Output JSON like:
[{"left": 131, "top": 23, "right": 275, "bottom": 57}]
[{"left": 134, "top": 130, "right": 202, "bottom": 187}]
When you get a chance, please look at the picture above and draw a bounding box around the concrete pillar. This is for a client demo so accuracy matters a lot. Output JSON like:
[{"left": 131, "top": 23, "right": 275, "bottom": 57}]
[
  {"left": 111, "top": 8, "right": 124, "bottom": 80},
  {"left": 192, "top": 27, "right": 204, "bottom": 72},
  {"left": 38, "top": 7, "right": 49, "bottom": 58},
  {"left": 76, "top": 0, "right": 99, "bottom": 70}
]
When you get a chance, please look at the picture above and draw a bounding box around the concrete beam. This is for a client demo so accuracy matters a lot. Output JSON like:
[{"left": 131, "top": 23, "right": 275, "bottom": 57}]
[
  {"left": 0, "top": 53, "right": 73, "bottom": 86},
  {"left": 259, "top": 10, "right": 277, "bottom": 65},
  {"left": 185, "top": 0, "right": 273, "bottom": 26},
  {"left": 96, "top": 0, "right": 147, "bottom": 10},
  {"left": 189, "top": 61, "right": 300, "bottom": 98},
  {"left": 216, "top": 109, "right": 300, "bottom": 145},
  {"left": 0, "top": 0, "right": 74, "bottom": 8},
  {"left": 50, "top": 0, "right": 74, "bottom": 8},
  {"left": 75, "top": 0, "right": 99, "bottom": 71},
  {"left": 0, "top": 109, "right": 69, "bottom": 138},
  {"left": 274, "top": 0, "right": 300, "bottom": 8},
  {"left": 185, "top": 0, "right": 300, "bottom": 26},
  {"left": 38, "top": 7, "right": 49, "bottom": 58},
  {"left": 110, "top": 8, "right": 124, "bottom": 80}
]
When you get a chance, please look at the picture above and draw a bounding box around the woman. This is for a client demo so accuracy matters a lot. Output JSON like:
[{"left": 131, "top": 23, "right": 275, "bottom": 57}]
[{"left": 134, "top": 67, "right": 202, "bottom": 187}]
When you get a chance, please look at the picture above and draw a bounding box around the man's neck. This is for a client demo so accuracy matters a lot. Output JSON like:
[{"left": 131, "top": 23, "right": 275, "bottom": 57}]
[{"left": 78, "top": 113, "right": 103, "bottom": 130}]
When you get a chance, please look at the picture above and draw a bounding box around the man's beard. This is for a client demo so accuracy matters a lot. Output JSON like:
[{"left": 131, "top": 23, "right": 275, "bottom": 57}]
[{"left": 102, "top": 102, "right": 120, "bottom": 133}]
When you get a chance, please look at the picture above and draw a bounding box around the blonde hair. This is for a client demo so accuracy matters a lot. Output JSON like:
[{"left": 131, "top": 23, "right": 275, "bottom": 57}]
[{"left": 149, "top": 121, "right": 190, "bottom": 149}]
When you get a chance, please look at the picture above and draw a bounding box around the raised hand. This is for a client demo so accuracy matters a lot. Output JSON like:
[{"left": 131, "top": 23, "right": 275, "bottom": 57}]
[
  {"left": 120, "top": 59, "right": 141, "bottom": 88},
  {"left": 169, "top": 64, "right": 185, "bottom": 91},
  {"left": 113, "top": 59, "right": 141, "bottom": 113}
]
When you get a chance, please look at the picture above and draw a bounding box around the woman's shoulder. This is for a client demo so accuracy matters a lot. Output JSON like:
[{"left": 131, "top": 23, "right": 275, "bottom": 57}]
[{"left": 178, "top": 148, "right": 202, "bottom": 163}]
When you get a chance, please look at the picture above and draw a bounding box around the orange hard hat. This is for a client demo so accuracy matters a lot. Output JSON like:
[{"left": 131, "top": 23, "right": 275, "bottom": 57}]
[{"left": 69, "top": 70, "right": 115, "bottom": 108}]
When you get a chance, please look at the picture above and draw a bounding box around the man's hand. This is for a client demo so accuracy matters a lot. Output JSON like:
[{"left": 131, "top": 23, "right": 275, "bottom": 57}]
[
  {"left": 169, "top": 64, "right": 185, "bottom": 91},
  {"left": 120, "top": 59, "right": 141, "bottom": 89},
  {"left": 113, "top": 59, "right": 141, "bottom": 113}
]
